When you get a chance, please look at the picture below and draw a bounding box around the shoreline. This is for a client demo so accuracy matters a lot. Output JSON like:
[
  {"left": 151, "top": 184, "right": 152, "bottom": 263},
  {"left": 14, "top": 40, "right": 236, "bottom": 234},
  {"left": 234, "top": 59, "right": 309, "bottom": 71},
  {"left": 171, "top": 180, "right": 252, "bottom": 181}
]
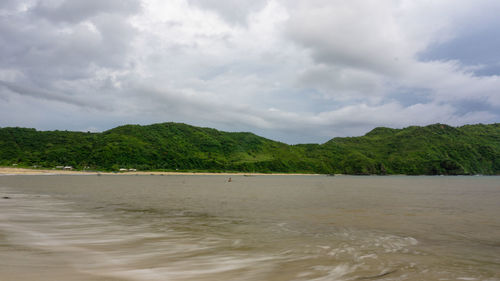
[
  {"left": 0, "top": 167, "right": 322, "bottom": 176},
  {"left": 2, "top": 167, "right": 491, "bottom": 177}
]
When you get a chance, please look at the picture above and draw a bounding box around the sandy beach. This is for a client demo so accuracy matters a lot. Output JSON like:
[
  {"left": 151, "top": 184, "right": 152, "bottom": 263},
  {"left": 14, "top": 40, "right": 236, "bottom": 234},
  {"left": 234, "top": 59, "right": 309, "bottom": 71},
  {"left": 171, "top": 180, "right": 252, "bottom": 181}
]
[
  {"left": 0, "top": 167, "right": 99, "bottom": 175},
  {"left": 0, "top": 167, "right": 320, "bottom": 176}
]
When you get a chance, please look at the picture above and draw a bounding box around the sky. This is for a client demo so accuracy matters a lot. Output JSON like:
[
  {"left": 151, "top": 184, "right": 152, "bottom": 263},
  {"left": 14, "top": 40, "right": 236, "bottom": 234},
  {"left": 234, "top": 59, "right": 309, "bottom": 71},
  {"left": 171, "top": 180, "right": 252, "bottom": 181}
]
[{"left": 1, "top": 0, "right": 499, "bottom": 144}]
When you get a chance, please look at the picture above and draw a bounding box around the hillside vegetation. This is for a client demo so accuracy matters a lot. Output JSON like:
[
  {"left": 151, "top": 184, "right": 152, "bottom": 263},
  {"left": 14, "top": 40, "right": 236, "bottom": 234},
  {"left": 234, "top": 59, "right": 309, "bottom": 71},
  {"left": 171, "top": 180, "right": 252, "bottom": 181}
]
[{"left": 0, "top": 122, "right": 499, "bottom": 175}]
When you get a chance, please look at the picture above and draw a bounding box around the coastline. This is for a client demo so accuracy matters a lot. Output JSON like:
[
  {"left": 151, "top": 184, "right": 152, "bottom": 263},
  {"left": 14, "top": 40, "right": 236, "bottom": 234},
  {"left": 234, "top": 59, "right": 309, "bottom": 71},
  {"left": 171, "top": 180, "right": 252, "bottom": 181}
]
[{"left": 0, "top": 167, "right": 322, "bottom": 176}]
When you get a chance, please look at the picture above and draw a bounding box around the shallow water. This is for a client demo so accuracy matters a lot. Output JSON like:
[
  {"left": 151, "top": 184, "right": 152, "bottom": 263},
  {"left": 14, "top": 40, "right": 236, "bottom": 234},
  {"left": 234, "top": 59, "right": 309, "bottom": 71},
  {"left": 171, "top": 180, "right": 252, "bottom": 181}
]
[{"left": 0, "top": 175, "right": 499, "bottom": 280}]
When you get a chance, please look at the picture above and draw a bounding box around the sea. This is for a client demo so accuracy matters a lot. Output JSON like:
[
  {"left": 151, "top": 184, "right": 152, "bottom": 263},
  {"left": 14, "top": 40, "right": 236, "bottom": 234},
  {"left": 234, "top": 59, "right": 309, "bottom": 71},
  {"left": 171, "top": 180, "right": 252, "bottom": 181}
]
[{"left": 1, "top": 175, "right": 499, "bottom": 281}]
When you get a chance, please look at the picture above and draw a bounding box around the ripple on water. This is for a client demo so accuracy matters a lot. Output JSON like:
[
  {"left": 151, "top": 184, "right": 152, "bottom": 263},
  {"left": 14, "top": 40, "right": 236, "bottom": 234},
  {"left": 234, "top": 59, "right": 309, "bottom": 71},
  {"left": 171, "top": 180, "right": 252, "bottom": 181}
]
[{"left": 1, "top": 185, "right": 498, "bottom": 281}]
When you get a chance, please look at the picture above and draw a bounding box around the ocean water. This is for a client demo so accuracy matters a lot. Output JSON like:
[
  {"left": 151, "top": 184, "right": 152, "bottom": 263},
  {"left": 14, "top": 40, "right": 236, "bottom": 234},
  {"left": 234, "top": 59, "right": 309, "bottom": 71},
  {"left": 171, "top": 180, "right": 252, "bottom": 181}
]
[{"left": 0, "top": 175, "right": 499, "bottom": 281}]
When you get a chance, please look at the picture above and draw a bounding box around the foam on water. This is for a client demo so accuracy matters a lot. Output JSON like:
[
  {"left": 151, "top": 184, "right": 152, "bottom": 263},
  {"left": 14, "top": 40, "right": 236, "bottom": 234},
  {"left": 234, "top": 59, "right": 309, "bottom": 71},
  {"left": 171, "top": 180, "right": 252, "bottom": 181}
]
[
  {"left": 0, "top": 188, "right": 282, "bottom": 280},
  {"left": 0, "top": 187, "right": 414, "bottom": 281},
  {"left": 1, "top": 175, "right": 499, "bottom": 281}
]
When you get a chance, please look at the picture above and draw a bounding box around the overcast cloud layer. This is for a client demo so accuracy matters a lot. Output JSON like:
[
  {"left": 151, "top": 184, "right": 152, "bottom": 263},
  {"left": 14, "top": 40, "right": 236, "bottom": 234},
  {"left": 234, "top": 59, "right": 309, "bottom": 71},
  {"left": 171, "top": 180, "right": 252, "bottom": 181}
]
[{"left": 1, "top": 0, "right": 499, "bottom": 143}]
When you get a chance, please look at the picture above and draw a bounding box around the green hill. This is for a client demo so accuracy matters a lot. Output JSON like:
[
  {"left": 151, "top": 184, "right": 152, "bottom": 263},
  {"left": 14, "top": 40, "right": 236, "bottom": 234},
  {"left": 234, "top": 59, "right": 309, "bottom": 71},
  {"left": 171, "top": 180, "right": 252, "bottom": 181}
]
[
  {"left": 0, "top": 122, "right": 499, "bottom": 175},
  {"left": 318, "top": 123, "right": 500, "bottom": 175}
]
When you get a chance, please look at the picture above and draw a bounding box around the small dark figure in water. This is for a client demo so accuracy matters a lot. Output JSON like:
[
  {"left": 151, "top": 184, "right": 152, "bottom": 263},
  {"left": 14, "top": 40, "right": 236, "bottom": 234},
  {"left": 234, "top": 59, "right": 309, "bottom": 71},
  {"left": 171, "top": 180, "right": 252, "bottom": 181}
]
[
  {"left": 228, "top": 177, "right": 232, "bottom": 182},
  {"left": 2, "top": 196, "right": 11, "bottom": 199}
]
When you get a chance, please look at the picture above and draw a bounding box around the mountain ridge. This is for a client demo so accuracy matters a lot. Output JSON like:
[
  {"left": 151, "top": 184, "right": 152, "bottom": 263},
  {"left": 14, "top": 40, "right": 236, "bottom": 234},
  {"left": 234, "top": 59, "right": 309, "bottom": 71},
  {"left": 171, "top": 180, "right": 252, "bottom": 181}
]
[{"left": 1, "top": 122, "right": 499, "bottom": 175}]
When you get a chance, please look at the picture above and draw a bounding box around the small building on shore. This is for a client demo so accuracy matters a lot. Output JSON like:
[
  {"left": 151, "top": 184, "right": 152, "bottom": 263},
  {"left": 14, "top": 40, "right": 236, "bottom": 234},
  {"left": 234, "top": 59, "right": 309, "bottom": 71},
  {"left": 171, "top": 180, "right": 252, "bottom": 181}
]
[{"left": 63, "top": 166, "right": 73, "bottom": 171}]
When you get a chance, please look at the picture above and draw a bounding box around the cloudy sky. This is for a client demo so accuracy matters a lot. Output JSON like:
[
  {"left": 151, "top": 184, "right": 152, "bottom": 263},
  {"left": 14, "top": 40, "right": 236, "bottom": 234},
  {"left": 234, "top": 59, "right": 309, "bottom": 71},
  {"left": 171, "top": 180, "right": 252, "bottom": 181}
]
[{"left": 1, "top": 0, "right": 499, "bottom": 143}]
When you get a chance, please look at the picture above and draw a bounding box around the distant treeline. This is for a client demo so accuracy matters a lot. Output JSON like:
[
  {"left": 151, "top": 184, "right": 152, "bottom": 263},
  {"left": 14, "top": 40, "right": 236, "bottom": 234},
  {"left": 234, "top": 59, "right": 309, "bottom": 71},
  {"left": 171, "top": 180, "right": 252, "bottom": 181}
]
[{"left": 0, "top": 122, "right": 499, "bottom": 175}]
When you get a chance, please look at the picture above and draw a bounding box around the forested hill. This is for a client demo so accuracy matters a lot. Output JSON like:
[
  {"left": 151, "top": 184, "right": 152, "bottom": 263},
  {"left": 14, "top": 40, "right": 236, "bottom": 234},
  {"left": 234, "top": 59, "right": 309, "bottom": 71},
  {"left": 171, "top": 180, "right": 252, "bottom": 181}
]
[{"left": 0, "top": 122, "right": 499, "bottom": 175}]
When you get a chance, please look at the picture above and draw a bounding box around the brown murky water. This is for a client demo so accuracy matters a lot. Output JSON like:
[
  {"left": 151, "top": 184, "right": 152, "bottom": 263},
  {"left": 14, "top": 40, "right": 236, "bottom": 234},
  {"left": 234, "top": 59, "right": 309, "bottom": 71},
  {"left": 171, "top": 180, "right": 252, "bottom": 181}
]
[{"left": 1, "top": 175, "right": 499, "bottom": 280}]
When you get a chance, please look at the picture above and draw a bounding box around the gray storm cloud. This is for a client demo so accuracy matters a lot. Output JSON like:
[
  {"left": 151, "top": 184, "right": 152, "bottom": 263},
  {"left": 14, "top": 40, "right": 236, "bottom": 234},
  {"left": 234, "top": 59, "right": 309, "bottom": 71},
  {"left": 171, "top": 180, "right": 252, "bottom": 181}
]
[
  {"left": 0, "top": 0, "right": 499, "bottom": 143},
  {"left": 31, "top": 0, "right": 141, "bottom": 23}
]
